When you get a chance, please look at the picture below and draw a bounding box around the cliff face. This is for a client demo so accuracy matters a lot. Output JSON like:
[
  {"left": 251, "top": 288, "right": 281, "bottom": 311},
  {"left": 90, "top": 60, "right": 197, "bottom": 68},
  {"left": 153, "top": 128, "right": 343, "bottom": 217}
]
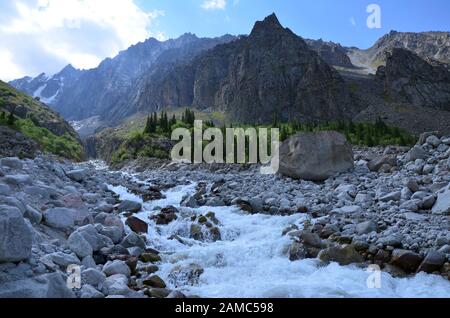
[
  {"left": 348, "top": 31, "right": 450, "bottom": 72},
  {"left": 305, "top": 39, "right": 354, "bottom": 68},
  {"left": 377, "top": 48, "right": 450, "bottom": 111},
  {"left": 135, "top": 14, "right": 358, "bottom": 124}
]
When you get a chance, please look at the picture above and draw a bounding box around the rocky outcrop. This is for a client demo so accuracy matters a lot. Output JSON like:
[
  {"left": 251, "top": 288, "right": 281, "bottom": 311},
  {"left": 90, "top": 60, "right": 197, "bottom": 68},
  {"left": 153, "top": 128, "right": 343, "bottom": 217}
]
[
  {"left": 279, "top": 131, "right": 354, "bottom": 181},
  {"left": 377, "top": 48, "right": 450, "bottom": 111},
  {"left": 305, "top": 39, "right": 354, "bottom": 68},
  {"left": 372, "top": 31, "right": 450, "bottom": 67}
]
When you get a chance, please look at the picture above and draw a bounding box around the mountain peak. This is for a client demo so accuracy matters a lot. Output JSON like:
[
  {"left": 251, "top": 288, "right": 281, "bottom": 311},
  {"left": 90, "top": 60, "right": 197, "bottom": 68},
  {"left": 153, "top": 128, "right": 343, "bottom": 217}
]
[
  {"left": 250, "top": 13, "right": 284, "bottom": 36},
  {"left": 179, "top": 32, "right": 198, "bottom": 40},
  {"left": 60, "top": 64, "right": 76, "bottom": 72},
  {"left": 264, "top": 13, "right": 281, "bottom": 25}
]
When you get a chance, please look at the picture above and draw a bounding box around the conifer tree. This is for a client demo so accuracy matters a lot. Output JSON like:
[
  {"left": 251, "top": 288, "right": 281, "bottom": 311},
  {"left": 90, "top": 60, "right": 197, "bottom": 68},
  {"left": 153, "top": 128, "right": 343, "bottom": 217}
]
[
  {"left": 169, "top": 114, "right": 177, "bottom": 128},
  {"left": 7, "top": 111, "right": 15, "bottom": 126},
  {"left": 144, "top": 115, "right": 151, "bottom": 134}
]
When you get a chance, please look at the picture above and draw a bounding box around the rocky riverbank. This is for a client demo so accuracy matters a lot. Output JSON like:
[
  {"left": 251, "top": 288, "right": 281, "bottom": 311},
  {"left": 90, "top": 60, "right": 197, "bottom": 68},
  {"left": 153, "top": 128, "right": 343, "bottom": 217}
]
[{"left": 0, "top": 133, "right": 449, "bottom": 298}]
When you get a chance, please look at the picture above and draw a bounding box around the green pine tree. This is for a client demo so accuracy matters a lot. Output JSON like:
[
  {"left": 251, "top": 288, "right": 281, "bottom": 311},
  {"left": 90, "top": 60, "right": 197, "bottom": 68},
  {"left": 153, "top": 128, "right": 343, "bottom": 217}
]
[
  {"left": 144, "top": 115, "right": 151, "bottom": 134},
  {"left": 169, "top": 114, "right": 177, "bottom": 128},
  {"left": 7, "top": 111, "right": 15, "bottom": 126}
]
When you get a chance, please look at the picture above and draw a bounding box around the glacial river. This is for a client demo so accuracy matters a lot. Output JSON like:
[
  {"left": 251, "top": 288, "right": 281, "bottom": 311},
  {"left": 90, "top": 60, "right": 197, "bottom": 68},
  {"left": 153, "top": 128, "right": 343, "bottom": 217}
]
[{"left": 108, "top": 178, "right": 450, "bottom": 298}]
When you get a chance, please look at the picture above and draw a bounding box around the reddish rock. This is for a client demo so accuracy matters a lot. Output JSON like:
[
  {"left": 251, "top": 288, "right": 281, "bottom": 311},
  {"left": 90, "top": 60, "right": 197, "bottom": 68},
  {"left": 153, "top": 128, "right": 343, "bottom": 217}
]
[
  {"left": 126, "top": 216, "right": 148, "bottom": 234},
  {"left": 61, "top": 193, "right": 86, "bottom": 209},
  {"left": 391, "top": 249, "right": 423, "bottom": 273}
]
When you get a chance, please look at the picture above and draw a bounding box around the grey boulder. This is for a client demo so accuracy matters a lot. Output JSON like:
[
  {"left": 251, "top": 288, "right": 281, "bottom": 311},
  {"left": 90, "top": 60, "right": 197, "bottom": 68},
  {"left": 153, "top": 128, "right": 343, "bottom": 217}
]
[
  {"left": 0, "top": 157, "right": 23, "bottom": 170},
  {"left": 406, "top": 146, "right": 427, "bottom": 162},
  {"left": 0, "top": 205, "right": 32, "bottom": 262},
  {"left": 79, "top": 284, "right": 105, "bottom": 298},
  {"left": 279, "top": 131, "right": 354, "bottom": 181},
  {"left": 117, "top": 200, "right": 142, "bottom": 213},
  {"left": 66, "top": 169, "right": 88, "bottom": 182},
  {"left": 432, "top": 184, "right": 450, "bottom": 215},
  {"left": 103, "top": 260, "right": 131, "bottom": 277},
  {"left": 43, "top": 208, "right": 76, "bottom": 230},
  {"left": 82, "top": 268, "right": 106, "bottom": 288},
  {"left": 102, "top": 274, "right": 132, "bottom": 296},
  {"left": 72, "top": 224, "right": 114, "bottom": 252},
  {"left": 0, "top": 273, "right": 75, "bottom": 298},
  {"left": 68, "top": 231, "right": 94, "bottom": 258}
]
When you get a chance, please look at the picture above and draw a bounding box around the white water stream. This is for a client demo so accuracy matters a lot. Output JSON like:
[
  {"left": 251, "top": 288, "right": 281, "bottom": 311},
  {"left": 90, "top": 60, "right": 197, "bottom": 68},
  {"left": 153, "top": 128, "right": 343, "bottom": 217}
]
[{"left": 108, "top": 180, "right": 450, "bottom": 298}]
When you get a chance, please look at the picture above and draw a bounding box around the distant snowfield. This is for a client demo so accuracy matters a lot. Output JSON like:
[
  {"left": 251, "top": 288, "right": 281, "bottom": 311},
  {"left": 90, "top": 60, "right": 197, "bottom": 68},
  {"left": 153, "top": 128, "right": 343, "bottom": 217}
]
[
  {"left": 33, "top": 83, "right": 60, "bottom": 104},
  {"left": 108, "top": 180, "right": 450, "bottom": 298}
]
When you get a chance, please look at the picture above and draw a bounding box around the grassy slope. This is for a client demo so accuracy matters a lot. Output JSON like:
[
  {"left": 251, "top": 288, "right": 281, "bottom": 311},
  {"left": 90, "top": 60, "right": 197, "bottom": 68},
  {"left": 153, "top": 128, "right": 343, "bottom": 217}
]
[{"left": 0, "top": 81, "right": 84, "bottom": 161}]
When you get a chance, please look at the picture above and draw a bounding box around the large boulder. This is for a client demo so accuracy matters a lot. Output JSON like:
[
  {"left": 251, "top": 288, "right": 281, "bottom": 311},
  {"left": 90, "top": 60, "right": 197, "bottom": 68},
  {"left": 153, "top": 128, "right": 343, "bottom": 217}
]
[
  {"left": 68, "top": 231, "right": 94, "bottom": 258},
  {"left": 117, "top": 200, "right": 142, "bottom": 213},
  {"left": 44, "top": 252, "right": 80, "bottom": 268},
  {"left": 0, "top": 157, "right": 23, "bottom": 170},
  {"left": 0, "top": 273, "right": 75, "bottom": 298},
  {"left": 66, "top": 169, "right": 88, "bottom": 182},
  {"left": 43, "top": 207, "right": 76, "bottom": 230},
  {"left": 103, "top": 260, "right": 131, "bottom": 277},
  {"left": 432, "top": 184, "right": 450, "bottom": 215},
  {"left": 82, "top": 268, "right": 106, "bottom": 288},
  {"left": 72, "top": 224, "right": 114, "bottom": 252},
  {"left": 417, "top": 251, "right": 446, "bottom": 273},
  {"left": 120, "top": 232, "right": 146, "bottom": 250},
  {"left": 102, "top": 274, "right": 132, "bottom": 296},
  {"left": 3, "top": 174, "right": 33, "bottom": 187},
  {"left": 391, "top": 249, "right": 423, "bottom": 273},
  {"left": 405, "top": 146, "right": 427, "bottom": 162},
  {"left": 367, "top": 155, "right": 397, "bottom": 172},
  {"left": 0, "top": 205, "right": 32, "bottom": 262},
  {"left": 126, "top": 216, "right": 148, "bottom": 234},
  {"left": 279, "top": 131, "right": 354, "bottom": 181}
]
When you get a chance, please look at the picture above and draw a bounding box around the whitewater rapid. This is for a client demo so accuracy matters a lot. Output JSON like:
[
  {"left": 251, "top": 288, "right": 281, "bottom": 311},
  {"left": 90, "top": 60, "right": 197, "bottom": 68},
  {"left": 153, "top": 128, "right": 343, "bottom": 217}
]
[{"left": 108, "top": 180, "right": 450, "bottom": 298}]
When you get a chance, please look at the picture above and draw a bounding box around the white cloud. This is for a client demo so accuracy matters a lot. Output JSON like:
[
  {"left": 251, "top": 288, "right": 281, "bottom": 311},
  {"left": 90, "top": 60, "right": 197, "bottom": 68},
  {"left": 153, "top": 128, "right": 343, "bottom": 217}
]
[
  {"left": 0, "top": 49, "right": 26, "bottom": 80},
  {"left": 350, "top": 17, "right": 357, "bottom": 27},
  {"left": 0, "top": 0, "right": 165, "bottom": 81},
  {"left": 201, "top": 0, "right": 227, "bottom": 11}
]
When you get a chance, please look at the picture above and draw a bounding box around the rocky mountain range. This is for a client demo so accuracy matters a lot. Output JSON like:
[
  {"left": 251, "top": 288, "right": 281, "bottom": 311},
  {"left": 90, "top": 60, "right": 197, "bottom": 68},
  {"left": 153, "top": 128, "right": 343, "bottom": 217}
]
[
  {"left": 11, "top": 33, "right": 236, "bottom": 122},
  {"left": 9, "top": 14, "right": 450, "bottom": 135},
  {"left": 10, "top": 64, "right": 83, "bottom": 106},
  {"left": 133, "top": 14, "right": 357, "bottom": 124}
]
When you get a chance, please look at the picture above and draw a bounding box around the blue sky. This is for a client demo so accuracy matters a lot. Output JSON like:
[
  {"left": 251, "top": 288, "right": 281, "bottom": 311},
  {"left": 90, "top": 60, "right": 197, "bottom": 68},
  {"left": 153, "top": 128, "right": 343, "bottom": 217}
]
[
  {"left": 139, "top": 0, "right": 450, "bottom": 48},
  {"left": 1, "top": 0, "right": 449, "bottom": 81}
]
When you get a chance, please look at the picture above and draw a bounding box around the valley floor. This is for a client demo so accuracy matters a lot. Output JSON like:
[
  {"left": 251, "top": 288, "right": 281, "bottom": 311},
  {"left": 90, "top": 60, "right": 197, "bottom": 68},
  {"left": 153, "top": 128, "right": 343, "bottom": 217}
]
[{"left": 0, "top": 134, "right": 450, "bottom": 298}]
